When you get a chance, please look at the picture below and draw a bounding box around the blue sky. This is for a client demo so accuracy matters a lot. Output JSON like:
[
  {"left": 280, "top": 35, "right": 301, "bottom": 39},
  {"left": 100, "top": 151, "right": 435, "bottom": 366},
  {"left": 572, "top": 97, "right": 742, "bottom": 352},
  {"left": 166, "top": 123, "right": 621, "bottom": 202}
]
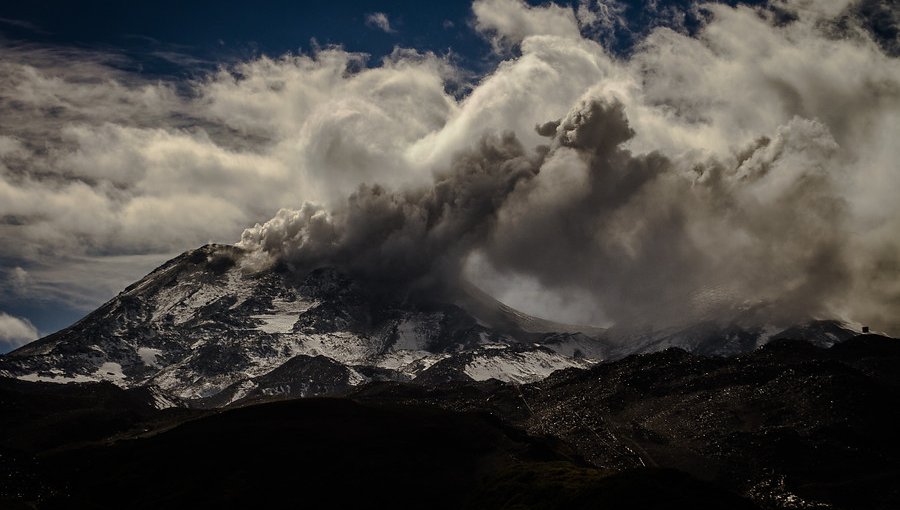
[
  {"left": 0, "top": 1, "right": 488, "bottom": 75},
  {"left": 0, "top": 1, "right": 762, "bottom": 76}
]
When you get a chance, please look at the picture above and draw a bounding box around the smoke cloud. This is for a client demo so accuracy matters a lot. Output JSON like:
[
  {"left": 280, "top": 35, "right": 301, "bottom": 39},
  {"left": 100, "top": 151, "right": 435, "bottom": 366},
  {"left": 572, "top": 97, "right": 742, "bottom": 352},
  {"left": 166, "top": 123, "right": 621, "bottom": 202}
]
[
  {"left": 239, "top": 97, "right": 858, "bottom": 329},
  {"left": 240, "top": 132, "right": 541, "bottom": 293},
  {"left": 240, "top": 0, "right": 900, "bottom": 333}
]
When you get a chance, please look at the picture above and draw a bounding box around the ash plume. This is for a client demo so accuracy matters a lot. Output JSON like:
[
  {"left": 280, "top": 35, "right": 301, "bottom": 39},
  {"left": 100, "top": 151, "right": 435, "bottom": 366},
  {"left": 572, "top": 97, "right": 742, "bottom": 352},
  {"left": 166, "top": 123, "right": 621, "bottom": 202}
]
[
  {"left": 239, "top": 132, "right": 543, "bottom": 294},
  {"left": 3, "top": 0, "right": 898, "bottom": 335},
  {"left": 484, "top": 102, "right": 850, "bottom": 327},
  {"left": 239, "top": 97, "right": 864, "bottom": 330}
]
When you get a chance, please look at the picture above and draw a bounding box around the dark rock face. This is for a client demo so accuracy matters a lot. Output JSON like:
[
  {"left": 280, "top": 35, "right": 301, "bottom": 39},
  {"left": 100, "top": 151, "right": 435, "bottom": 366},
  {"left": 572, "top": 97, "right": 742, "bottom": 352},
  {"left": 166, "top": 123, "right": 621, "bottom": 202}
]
[
  {"left": 3, "top": 335, "right": 897, "bottom": 509},
  {"left": 197, "top": 354, "right": 365, "bottom": 408},
  {"left": 352, "top": 334, "right": 900, "bottom": 510}
]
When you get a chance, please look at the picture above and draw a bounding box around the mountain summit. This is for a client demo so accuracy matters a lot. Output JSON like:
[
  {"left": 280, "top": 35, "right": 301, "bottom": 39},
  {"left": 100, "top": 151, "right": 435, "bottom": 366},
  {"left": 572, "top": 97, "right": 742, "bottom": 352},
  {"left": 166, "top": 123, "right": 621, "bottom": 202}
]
[
  {"left": 0, "top": 244, "right": 861, "bottom": 407},
  {"left": 0, "top": 245, "right": 598, "bottom": 404}
]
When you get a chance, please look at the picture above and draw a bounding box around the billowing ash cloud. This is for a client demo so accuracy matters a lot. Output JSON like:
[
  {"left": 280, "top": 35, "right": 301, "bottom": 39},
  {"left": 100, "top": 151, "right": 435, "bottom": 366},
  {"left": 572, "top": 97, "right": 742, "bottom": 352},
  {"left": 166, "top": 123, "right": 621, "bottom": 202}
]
[
  {"left": 239, "top": 132, "right": 541, "bottom": 292},
  {"left": 239, "top": 0, "right": 900, "bottom": 333},
  {"left": 2, "top": 0, "right": 899, "bottom": 335},
  {"left": 239, "top": 97, "right": 855, "bottom": 328},
  {"left": 485, "top": 101, "right": 850, "bottom": 327}
]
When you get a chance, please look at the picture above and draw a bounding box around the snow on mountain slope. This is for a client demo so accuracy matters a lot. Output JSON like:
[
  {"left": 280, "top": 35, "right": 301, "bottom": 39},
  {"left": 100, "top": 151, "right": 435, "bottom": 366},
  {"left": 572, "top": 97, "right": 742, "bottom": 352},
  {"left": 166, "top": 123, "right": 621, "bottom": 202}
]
[
  {"left": 0, "top": 244, "right": 603, "bottom": 403},
  {"left": 0, "top": 243, "right": 864, "bottom": 406},
  {"left": 462, "top": 345, "right": 592, "bottom": 384}
]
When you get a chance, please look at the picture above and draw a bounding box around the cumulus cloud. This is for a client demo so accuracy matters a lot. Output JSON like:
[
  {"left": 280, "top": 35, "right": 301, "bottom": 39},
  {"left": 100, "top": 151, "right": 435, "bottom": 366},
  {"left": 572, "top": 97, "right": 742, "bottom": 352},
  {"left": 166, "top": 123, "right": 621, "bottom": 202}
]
[
  {"left": 473, "top": 0, "right": 582, "bottom": 50},
  {"left": 1, "top": 0, "right": 899, "bottom": 337},
  {"left": 365, "top": 12, "right": 396, "bottom": 33},
  {"left": 0, "top": 312, "right": 39, "bottom": 352},
  {"left": 0, "top": 44, "right": 461, "bottom": 307}
]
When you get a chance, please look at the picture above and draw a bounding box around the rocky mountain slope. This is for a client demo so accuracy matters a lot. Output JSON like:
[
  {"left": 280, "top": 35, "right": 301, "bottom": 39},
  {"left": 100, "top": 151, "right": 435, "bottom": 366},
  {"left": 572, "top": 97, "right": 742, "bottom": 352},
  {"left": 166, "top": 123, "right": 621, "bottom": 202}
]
[
  {"left": 3, "top": 334, "right": 897, "bottom": 509},
  {"left": 0, "top": 379, "right": 758, "bottom": 510},
  {"left": 0, "top": 244, "right": 597, "bottom": 404},
  {"left": 352, "top": 334, "right": 900, "bottom": 510},
  {"left": 0, "top": 242, "right": 892, "bottom": 509},
  {"left": 0, "top": 244, "right": 864, "bottom": 407}
]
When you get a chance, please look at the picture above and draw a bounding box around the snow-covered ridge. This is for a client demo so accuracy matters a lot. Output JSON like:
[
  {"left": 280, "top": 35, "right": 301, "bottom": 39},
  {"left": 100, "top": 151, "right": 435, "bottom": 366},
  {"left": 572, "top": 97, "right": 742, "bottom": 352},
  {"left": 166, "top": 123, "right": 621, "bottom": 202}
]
[
  {"left": 463, "top": 345, "right": 593, "bottom": 384},
  {"left": 0, "top": 244, "right": 863, "bottom": 406},
  {"left": 0, "top": 245, "right": 609, "bottom": 404}
]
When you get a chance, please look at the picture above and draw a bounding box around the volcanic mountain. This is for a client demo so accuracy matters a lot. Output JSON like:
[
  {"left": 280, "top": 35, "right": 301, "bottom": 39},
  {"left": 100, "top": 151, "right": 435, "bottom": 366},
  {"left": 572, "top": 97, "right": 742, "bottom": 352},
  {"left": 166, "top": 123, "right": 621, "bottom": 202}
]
[
  {"left": 0, "top": 244, "right": 600, "bottom": 404},
  {"left": 0, "top": 244, "right": 862, "bottom": 407},
  {"left": 1, "top": 244, "right": 895, "bottom": 510}
]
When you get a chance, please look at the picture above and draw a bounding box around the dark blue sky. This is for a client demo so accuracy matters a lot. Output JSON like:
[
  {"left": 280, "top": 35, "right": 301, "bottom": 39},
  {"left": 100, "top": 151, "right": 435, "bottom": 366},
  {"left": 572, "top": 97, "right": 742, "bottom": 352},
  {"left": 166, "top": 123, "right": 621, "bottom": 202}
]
[
  {"left": 0, "top": 1, "right": 766, "bottom": 77},
  {"left": 1, "top": 1, "right": 492, "bottom": 77}
]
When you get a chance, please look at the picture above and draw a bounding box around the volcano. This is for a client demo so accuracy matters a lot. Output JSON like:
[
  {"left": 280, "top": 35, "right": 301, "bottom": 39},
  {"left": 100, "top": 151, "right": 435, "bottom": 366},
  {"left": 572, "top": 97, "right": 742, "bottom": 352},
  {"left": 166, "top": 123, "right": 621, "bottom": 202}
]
[{"left": 0, "top": 244, "right": 862, "bottom": 407}]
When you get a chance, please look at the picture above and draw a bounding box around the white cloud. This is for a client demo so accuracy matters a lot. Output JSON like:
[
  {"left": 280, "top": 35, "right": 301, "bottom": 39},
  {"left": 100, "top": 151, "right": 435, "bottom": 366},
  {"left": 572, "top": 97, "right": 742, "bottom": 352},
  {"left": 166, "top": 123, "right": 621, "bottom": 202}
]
[
  {"left": 576, "top": 0, "right": 627, "bottom": 34},
  {"left": 0, "top": 47, "right": 458, "bottom": 262},
  {"left": 472, "top": 0, "right": 581, "bottom": 50},
  {"left": 365, "top": 12, "right": 395, "bottom": 33},
  {"left": 0, "top": 0, "right": 898, "bottom": 334},
  {"left": 0, "top": 45, "right": 463, "bottom": 310},
  {"left": 0, "top": 312, "right": 39, "bottom": 352}
]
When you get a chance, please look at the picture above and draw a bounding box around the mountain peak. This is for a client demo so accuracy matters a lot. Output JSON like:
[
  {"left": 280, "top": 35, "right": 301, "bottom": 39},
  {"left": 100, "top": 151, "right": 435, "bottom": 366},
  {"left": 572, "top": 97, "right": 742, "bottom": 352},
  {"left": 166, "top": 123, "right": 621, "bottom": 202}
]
[
  {"left": 0, "top": 244, "right": 865, "bottom": 407},
  {"left": 0, "top": 244, "right": 599, "bottom": 403}
]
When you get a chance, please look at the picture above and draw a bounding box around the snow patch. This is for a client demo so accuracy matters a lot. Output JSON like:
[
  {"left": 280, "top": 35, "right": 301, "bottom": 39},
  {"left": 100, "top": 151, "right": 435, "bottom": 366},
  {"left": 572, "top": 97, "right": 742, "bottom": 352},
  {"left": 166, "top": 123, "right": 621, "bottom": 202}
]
[
  {"left": 151, "top": 266, "right": 253, "bottom": 324},
  {"left": 250, "top": 298, "right": 317, "bottom": 334},
  {"left": 95, "top": 362, "right": 127, "bottom": 385},
  {"left": 391, "top": 313, "right": 443, "bottom": 351},
  {"left": 251, "top": 314, "right": 299, "bottom": 334},
  {"left": 290, "top": 331, "right": 375, "bottom": 365},
  {"left": 226, "top": 380, "right": 258, "bottom": 405},
  {"left": 138, "top": 347, "right": 162, "bottom": 367},
  {"left": 17, "top": 372, "right": 96, "bottom": 384},
  {"left": 464, "top": 349, "right": 590, "bottom": 384},
  {"left": 148, "top": 387, "right": 180, "bottom": 409},
  {"left": 347, "top": 367, "right": 367, "bottom": 386}
]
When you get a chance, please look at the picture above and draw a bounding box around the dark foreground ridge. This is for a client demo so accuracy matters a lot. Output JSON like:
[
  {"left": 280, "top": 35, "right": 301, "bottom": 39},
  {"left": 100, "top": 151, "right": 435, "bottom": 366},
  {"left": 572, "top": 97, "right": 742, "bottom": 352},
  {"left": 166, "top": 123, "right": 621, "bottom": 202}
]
[
  {"left": 2, "top": 396, "right": 757, "bottom": 510},
  {"left": 2, "top": 334, "right": 899, "bottom": 509}
]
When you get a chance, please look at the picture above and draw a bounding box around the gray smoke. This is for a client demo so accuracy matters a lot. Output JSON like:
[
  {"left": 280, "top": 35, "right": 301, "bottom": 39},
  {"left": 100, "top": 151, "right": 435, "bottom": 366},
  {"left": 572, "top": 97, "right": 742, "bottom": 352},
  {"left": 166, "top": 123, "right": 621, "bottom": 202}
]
[
  {"left": 239, "top": 132, "right": 543, "bottom": 294},
  {"left": 484, "top": 100, "right": 850, "bottom": 327},
  {"left": 240, "top": 97, "right": 864, "bottom": 329}
]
